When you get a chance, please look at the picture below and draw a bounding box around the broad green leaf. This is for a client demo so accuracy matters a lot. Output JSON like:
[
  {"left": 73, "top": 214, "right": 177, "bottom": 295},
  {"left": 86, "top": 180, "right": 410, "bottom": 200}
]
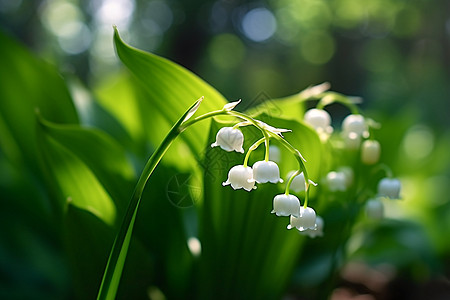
[
  {"left": 37, "top": 117, "right": 135, "bottom": 212},
  {"left": 96, "top": 99, "right": 203, "bottom": 300},
  {"left": 37, "top": 118, "right": 116, "bottom": 226},
  {"left": 113, "top": 27, "right": 227, "bottom": 159},
  {"left": 0, "top": 31, "right": 78, "bottom": 171}
]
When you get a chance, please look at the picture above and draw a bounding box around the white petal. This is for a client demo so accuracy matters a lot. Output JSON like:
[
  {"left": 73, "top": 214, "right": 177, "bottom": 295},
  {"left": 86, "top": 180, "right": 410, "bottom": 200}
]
[
  {"left": 183, "top": 96, "right": 203, "bottom": 123},
  {"left": 223, "top": 99, "right": 241, "bottom": 111}
]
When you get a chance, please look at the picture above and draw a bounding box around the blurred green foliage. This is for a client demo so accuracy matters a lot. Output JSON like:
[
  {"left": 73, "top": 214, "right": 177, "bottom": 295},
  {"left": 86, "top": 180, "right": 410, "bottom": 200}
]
[{"left": 1, "top": 0, "right": 450, "bottom": 299}]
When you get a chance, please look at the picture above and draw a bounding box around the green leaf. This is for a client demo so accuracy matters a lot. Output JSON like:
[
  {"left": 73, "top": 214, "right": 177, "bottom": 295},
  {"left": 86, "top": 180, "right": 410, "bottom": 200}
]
[
  {"left": 96, "top": 99, "right": 203, "bottom": 300},
  {"left": 113, "top": 27, "right": 227, "bottom": 158},
  {"left": 0, "top": 31, "right": 78, "bottom": 171},
  {"left": 37, "top": 117, "right": 135, "bottom": 212},
  {"left": 37, "top": 117, "right": 117, "bottom": 226}
]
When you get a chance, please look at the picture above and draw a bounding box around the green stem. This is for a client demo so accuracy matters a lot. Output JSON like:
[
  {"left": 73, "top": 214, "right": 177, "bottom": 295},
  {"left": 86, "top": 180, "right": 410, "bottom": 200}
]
[
  {"left": 285, "top": 170, "right": 301, "bottom": 195},
  {"left": 97, "top": 100, "right": 201, "bottom": 300},
  {"left": 243, "top": 137, "right": 266, "bottom": 167},
  {"left": 269, "top": 132, "right": 311, "bottom": 207}
]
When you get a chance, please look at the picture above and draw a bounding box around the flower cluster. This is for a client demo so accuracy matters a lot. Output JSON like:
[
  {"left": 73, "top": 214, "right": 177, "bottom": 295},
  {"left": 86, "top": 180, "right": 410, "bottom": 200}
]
[
  {"left": 302, "top": 92, "right": 401, "bottom": 224},
  {"left": 211, "top": 101, "right": 322, "bottom": 238}
]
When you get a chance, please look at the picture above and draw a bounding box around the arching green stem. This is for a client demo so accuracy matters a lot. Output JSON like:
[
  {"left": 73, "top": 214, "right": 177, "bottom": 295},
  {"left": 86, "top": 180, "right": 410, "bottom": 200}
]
[
  {"left": 243, "top": 138, "right": 266, "bottom": 167},
  {"left": 316, "top": 92, "right": 360, "bottom": 115},
  {"left": 285, "top": 170, "right": 301, "bottom": 196}
]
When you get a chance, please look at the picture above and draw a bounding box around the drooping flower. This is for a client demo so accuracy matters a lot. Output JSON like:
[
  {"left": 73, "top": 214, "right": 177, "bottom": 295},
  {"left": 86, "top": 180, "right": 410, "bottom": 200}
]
[
  {"left": 377, "top": 178, "right": 401, "bottom": 199},
  {"left": 304, "top": 108, "right": 333, "bottom": 138},
  {"left": 251, "top": 160, "right": 283, "bottom": 184},
  {"left": 361, "top": 140, "right": 381, "bottom": 165},
  {"left": 325, "top": 171, "right": 347, "bottom": 192},
  {"left": 222, "top": 165, "right": 256, "bottom": 191},
  {"left": 300, "top": 215, "right": 324, "bottom": 238},
  {"left": 211, "top": 127, "right": 244, "bottom": 153},
  {"left": 287, "top": 206, "right": 317, "bottom": 231},
  {"left": 365, "top": 198, "right": 384, "bottom": 219},
  {"left": 343, "top": 131, "right": 362, "bottom": 150},
  {"left": 287, "top": 171, "right": 306, "bottom": 193},
  {"left": 271, "top": 194, "right": 301, "bottom": 217},
  {"left": 342, "top": 114, "right": 369, "bottom": 138}
]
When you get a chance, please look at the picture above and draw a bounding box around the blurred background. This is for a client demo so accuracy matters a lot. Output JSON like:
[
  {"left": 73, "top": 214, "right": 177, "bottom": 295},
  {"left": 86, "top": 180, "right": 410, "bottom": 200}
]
[{"left": 1, "top": 0, "right": 450, "bottom": 299}]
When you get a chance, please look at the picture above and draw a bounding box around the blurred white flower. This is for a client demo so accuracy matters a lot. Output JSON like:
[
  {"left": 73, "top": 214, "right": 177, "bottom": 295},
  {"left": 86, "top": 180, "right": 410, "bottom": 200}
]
[
  {"left": 269, "top": 145, "right": 281, "bottom": 163},
  {"left": 287, "top": 171, "right": 306, "bottom": 193},
  {"left": 300, "top": 215, "right": 324, "bottom": 238},
  {"left": 361, "top": 140, "right": 381, "bottom": 165},
  {"left": 223, "top": 165, "right": 255, "bottom": 191},
  {"left": 251, "top": 160, "right": 283, "bottom": 184},
  {"left": 211, "top": 127, "right": 244, "bottom": 153},
  {"left": 377, "top": 178, "right": 401, "bottom": 199},
  {"left": 343, "top": 131, "right": 362, "bottom": 150},
  {"left": 342, "top": 114, "right": 369, "bottom": 138},
  {"left": 271, "top": 194, "right": 301, "bottom": 217},
  {"left": 325, "top": 171, "right": 347, "bottom": 192},
  {"left": 304, "top": 108, "right": 333, "bottom": 139},
  {"left": 365, "top": 198, "right": 384, "bottom": 219}
]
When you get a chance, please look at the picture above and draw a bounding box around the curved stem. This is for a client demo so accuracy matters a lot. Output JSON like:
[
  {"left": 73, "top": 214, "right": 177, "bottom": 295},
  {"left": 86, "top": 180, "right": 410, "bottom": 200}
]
[
  {"left": 285, "top": 170, "right": 301, "bottom": 195},
  {"left": 97, "top": 100, "right": 202, "bottom": 300},
  {"left": 244, "top": 138, "right": 266, "bottom": 167}
]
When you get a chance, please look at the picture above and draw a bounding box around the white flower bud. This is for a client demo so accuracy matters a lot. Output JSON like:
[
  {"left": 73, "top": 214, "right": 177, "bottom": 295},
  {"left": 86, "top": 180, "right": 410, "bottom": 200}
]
[
  {"left": 271, "top": 194, "right": 301, "bottom": 217},
  {"left": 342, "top": 114, "right": 369, "bottom": 138},
  {"left": 365, "top": 198, "right": 384, "bottom": 219},
  {"left": 287, "top": 171, "right": 306, "bottom": 193},
  {"left": 325, "top": 171, "right": 347, "bottom": 192},
  {"left": 252, "top": 161, "right": 283, "bottom": 184},
  {"left": 287, "top": 206, "right": 316, "bottom": 231},
  {"left": 222, "top": 165, "right": 255, "bottom": 191},
  {"left": 361, "top": 140, "right": 381, "bottom": 165},
  {"left": 211, "top": 127, "right": 244, "bottom": 153},
  {"left": 300, "top": 215, "right": 324, "bottom": 238},
  {"left": 377, "top": 178, "right": 401, "bottom": 199}
]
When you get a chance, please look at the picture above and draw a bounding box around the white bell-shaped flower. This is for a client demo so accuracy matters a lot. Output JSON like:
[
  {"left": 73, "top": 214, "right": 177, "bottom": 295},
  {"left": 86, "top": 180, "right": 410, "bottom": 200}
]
[
  {"left": 251, "top": 160, "right": 283, "bottom": 184},
  {"left": 377, "top": 178, "right": 401, "bottom": 199},
  {"left": 365, "top": 198, "right": 384, "bottom": 219},
  {"left": 211, "top": 127, "right": 244, "bottom": 153},
  {"left": 361, "top": 140, "right": 381, "bottom": 165},
  {"left": 342, "top": 114, "right": 369, "bottom": 138},
  {"left": 300, "top": 215, "right": 324, "bottom": 238},
  {"left": 343, "top": 131, "right": 362, "bottom": 150},
  {"left": 325, "top": 171, "right": 347, "bottom": 192},
  {"left": 287, "top": 206, "right": 317, "bottom": 231},
  {"left": 271, "top": 194, "right": 301, "bottom": 217},
  {"left": 304, "top": 108, "right": 333, "bottom": 138},
  {"left": 222, "top": 165, "right": 256, "bottom": 191},
  {"left": 287, "top": 171, "right": 306, "bottom": 193}
]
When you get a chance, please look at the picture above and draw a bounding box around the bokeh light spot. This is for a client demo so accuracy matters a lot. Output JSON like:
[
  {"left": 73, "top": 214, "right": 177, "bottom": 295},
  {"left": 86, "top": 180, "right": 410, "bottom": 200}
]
[
  {"left": 241, "top": 7, "right": 277, "bottom": 42},
  {"left": 300, "top": 31, "right": 335, "bottom": 65},
  {"left": 402, "top": 125, "right": 434, "bottom": 160},
  {"left": 208, "top": 34, "right": 245, "bottom": 70}
]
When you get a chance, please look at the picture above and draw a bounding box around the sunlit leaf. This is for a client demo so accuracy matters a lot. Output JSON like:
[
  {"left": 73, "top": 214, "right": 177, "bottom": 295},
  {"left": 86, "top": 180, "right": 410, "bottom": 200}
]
[
  {"left": 113, "top": 27, "right": 227, "bottom": 158},
  {"left": 37, "top": 118, "right": 117, "bottom": 226}
]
